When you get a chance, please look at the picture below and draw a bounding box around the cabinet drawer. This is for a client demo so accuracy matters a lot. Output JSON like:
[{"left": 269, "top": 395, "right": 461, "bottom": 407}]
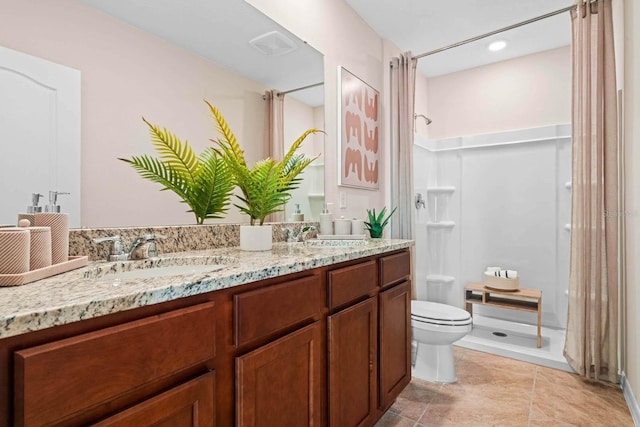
[
  {"left": 14, "top": 301, "right": 216, "bottom": 427},
  {"left": 380, "top": 251, "right": 410, "bottom": 289},
  {"left": 328, "top": 260, "right": 377, "bottom": 310},
  {"left": 93, "top": 372, "right": 215, "bottom": 427},
  {"left": 234, "top": 275, "right": 322, "bottom": 347}
]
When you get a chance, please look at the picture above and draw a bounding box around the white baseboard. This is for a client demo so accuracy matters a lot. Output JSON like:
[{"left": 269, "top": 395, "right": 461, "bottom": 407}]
[{"left": 621, "top": 371, "right": 640, "bottom": 426}]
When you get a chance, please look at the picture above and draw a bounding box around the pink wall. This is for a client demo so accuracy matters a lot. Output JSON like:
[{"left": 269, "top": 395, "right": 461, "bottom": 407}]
[
  {"left": 0, "top": 0, "right": 268, "bottom": 227},
  {"left": 422, "top": 46, "right": 571, "bottom": 140}
]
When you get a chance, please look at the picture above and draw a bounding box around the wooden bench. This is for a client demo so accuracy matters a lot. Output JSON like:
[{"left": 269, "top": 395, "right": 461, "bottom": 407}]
[{"left": 464, "top": 282, "right": 542, "bottom": 348}]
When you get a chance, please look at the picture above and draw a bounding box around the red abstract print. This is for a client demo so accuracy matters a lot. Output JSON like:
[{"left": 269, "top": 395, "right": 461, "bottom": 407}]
[{"left": 340, "top": 68, "right": 380, "bottom": 189}]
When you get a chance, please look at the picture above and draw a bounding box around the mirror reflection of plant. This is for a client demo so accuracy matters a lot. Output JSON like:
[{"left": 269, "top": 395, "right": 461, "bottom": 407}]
[
  {"left": 207, "top": 100, "right": 321, "bottom": 226},
  {"left": 119, "top": 118, "right": 234, "bottom": 225}
]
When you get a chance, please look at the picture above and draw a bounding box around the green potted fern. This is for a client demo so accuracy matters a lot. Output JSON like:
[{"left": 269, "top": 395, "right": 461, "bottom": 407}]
[
  {"left": 119, "top": 118, "right": 234, "bottom": 225},
  {"left": 206, "top": 100, "right": 320, "bottom": 251},
  {"left": 364, "top": 206, "right": 397, "bottom": 238}
]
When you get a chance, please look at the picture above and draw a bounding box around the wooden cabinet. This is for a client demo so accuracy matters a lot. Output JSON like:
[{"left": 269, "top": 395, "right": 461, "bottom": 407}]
[
  {"left": 1, "top": 248, "right": 412, "bottom": 427},
  {"left": 236, "top": 322, "right": 322, "bottom": 427},
  {"left": 14, "top": 302, "right": 216, "bottom": 427},
  {"left": 328, "top": 298, "right": 377, "bottom": 427},
  {"left": 327, "top": 250, "right": 412, "bottom": 423},
  {"left": 233, "top": 274, "right": 323, "bottom": 427},
  {"left": 379, "top": 281, "right": 412, "bottom": 409}
]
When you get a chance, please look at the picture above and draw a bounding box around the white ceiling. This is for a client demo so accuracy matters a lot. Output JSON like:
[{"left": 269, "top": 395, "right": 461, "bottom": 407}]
[
  {"left": 345, "top": 0, "right": 575, "bottom": 77},
  {"left": 78, "top": 0, "right": 575, "bottom": 102},
  {"left": 78, "top": 0, "right": 324, "bottom": 106}
]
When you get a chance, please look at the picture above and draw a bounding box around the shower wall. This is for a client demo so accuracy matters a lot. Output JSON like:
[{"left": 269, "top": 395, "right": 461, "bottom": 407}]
[
  {"left": 413, "top": 46, "right": 572, "bottom": 329},
  {"left": 414, "top": 125, "right": 571, "bottom": 328}
]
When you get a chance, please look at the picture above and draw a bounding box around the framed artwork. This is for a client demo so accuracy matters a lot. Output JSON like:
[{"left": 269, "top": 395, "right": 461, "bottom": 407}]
[{"left": 338, "top": 67, "right": 379, "bottom": 190}]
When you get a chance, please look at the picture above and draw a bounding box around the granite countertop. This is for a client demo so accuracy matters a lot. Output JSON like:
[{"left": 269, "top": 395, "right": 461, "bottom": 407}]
[{"left": 0, "top": 239, "right": 413, "bottom": 339}]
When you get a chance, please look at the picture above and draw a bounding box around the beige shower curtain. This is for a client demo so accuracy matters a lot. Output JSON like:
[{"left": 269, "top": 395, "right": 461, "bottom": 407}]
[
  {"left": 563, "top": 0, "right": 619, "bottom": 382},
  {"left": 264, "top": 90, "right": 286, "bottom": 222},
  {"left": 390, "top": 52, "right": 417, "bottom": 298}
]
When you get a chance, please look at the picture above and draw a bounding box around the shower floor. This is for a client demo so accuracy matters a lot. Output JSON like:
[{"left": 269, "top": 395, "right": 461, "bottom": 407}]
[{"left": 456, "top": 314, "right": 573, "bottom": 372}]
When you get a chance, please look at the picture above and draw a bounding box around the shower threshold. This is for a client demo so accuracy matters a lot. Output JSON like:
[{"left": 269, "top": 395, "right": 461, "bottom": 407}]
[{"left": 456, "top": 314, "right": 573, "bottom": 372}]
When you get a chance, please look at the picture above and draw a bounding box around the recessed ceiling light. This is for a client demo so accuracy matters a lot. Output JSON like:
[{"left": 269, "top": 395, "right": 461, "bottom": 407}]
[{"left": 488, "top": 40, "right": 507, "bottom": 52}]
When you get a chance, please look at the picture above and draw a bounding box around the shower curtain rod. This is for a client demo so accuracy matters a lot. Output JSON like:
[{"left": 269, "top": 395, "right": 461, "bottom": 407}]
[
  {"left": 280, "top": 82, "right": 324, "bottom": 95},
  {"left": 413, "top": 4, "right": 576, "bottom": 60}
]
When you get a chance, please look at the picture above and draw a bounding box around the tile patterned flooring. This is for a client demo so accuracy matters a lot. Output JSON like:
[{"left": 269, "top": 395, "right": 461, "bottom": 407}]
[{"left": 376, "top": 347, "right": 634, "bottom": 427}]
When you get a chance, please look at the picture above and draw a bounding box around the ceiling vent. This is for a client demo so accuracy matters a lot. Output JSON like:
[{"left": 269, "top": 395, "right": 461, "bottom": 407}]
[{"left": 249, "top": 31, "right": 297, "bottom": 56}]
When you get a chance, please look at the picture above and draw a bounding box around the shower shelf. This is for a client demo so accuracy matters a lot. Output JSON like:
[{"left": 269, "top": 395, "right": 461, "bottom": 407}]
[
  {"left": 426, "top": 221, "right": 455, "bottom": 229},
  {"left": 426, "top": 274, "right": 455, "bottom": 285},
  {"left": 426, "top": 186, "right": 455, "bottom": 194}
]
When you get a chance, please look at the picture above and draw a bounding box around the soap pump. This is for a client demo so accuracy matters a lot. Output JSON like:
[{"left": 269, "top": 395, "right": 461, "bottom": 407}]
[
  {"left": 291, "top": 203, "right": 304, "bottom": 221},
  {"left": 319, "top": 202, "right": 333, "bottom": 236},
  {"left": 35, "top": 191, "right": 71, "bottom": 264},
  {"left": 17, "top": 193, "right": 44, "bottom": 226},
  {"left": 45, "top": 190, "right": 70, "bottom": 213},
  {"left": 27, "top": 193, "right": 43, "bottom": 213}
]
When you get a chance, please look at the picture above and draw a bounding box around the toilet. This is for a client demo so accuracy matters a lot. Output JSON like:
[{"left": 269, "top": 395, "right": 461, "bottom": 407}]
[{"left": 411, "top": 300, "right": 473, "bottom": 383}]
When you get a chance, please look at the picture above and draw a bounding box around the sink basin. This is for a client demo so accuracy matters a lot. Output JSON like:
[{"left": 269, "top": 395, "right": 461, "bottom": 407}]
[
  {"left": 84, "top": 255, "right": 237, "bottom": 282},
  {"left": 111, "top": 264, "right": 226, "bottom": 280},
  {"left": 304, "top": 239, "right": 369, "bottom": 248}
]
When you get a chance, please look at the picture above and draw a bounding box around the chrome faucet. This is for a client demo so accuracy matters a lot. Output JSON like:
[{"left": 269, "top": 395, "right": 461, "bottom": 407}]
[
  {"left": 282, "top": 226, "right": 317, "bottom": 243},
  {"left": 93, "top": 234, "right": 166, "bottom": 261}
]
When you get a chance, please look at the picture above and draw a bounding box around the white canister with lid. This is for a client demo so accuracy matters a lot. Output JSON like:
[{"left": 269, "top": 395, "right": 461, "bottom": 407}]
[
  {"left": 0, "top": 228, "right": 30, "bottom": 274},
  {"left": 351, "top": 219, "right": 365, "bottom": 236},
  {"left": 333, "top": 217, "right": 352, "bottom": 235}
]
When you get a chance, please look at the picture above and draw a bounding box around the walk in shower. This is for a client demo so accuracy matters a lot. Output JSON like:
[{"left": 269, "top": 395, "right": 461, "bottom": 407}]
[{"left": 414, "top": 125, "right": 573, "bottom": 370}]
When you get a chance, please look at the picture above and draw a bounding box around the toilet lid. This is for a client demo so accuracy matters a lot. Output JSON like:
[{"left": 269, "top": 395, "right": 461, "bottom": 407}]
[{"left": 411, "top": 300, "right": 472, "bottom": 324}]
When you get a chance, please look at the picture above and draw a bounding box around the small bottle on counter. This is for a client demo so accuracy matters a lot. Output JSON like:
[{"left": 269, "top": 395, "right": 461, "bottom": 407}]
[
  {"left": 291, "top": 204, "right": 304, "bottom": 221},
  {"left": 35, "top": 191, "right": 70, "bottom": 265},
  {"left": 17, "top": 192, "right": 43, "bottom": 226},
  {"left": 319, "top": 202, "right": 333, "bottom": 236}
]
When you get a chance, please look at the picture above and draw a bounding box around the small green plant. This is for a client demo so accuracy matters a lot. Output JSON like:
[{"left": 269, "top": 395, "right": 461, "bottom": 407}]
[
  {"left": 364, "top": 206, "right": 397, "bottom": 238},
  {"left": 207, "top": 100, "right": 321, "bottom": 226},
  {"left": 119, "top": 118, "right": 234, "bottom": 225}
]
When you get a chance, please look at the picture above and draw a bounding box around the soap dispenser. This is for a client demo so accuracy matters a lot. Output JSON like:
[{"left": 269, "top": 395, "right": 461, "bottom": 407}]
[
  {"left": 291, "top": 204, "right": 304, "bottom": 221},
  {"left": 319, "top": 202, "right": 333, "bottom": 236},
  {"left": 34, "top": 191, "right": 70, "bottom": 264},
  {"left": 44, "top": 190, "right": 70, "bottom": 213},
  {"left": 18, "top": 193, "right": 44, "bottom": 226}
]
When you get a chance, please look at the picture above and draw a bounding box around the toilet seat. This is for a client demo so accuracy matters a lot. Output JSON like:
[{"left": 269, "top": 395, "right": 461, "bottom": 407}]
[{"left": 411, "top": 300, "right": 472, "bottom": 327}]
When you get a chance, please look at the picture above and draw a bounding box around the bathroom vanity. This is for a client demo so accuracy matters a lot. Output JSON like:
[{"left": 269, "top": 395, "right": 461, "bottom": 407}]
[{"left": 0, "top": 240, "right": 412, "bottom": 426}]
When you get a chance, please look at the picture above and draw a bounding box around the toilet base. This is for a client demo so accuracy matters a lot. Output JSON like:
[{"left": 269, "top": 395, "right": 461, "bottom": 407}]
[{"left": 412, "top": 341, "right": 457, "bottom": 383}]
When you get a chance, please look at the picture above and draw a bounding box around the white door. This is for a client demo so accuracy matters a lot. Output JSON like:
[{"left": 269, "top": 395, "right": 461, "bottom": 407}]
[{"left": 0, "top": 46, "right": 80, "bottom": 227}]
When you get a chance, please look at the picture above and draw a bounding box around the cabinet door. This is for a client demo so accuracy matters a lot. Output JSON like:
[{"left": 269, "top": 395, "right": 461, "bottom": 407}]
[
  {"left": 379, "top": 281, "right": 411, "bottom": 409},
  {"left": 92, "top": 372, "right": 215, "bottom": 427},
  {"left": 236, "top": 322, "right": 322, "bottom": 427},
  {"left": 328, "top": 298, "right": 377, "bottom": 427}
]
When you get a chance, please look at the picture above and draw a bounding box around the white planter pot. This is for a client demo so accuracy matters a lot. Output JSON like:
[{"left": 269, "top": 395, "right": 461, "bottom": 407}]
[{"left": 240, "top": 225, "right": 273, "bottom": 251}]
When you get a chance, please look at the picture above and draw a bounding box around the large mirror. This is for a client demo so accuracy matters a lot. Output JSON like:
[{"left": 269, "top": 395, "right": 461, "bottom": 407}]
[
  {"left": 0, "top": 0, "right": 324, "bottom": 228},
  {"left": 283, "top": 85, "right": 325, "bottom": 222}
]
